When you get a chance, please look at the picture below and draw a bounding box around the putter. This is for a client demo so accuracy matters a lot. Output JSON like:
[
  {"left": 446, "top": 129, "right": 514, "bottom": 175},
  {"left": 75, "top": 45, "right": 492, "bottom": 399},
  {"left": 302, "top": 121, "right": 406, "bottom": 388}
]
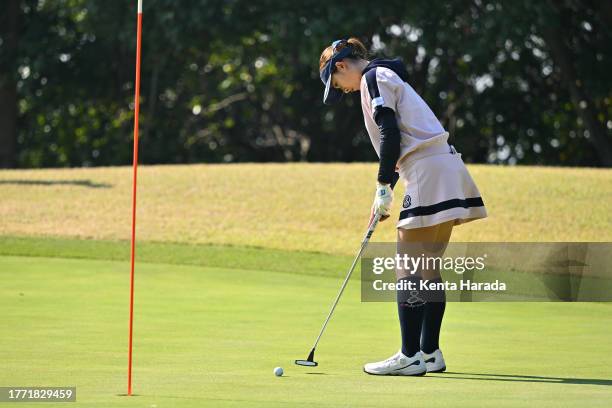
[{"left": 295, "top": 212, "right": 382, "bottom": 367}]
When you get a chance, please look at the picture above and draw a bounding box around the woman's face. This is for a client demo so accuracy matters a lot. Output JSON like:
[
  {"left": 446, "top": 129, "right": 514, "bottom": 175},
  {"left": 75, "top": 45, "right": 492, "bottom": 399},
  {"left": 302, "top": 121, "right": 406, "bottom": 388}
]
[{"left": 331, "top": 60, "right": 362, "bottom": 94}]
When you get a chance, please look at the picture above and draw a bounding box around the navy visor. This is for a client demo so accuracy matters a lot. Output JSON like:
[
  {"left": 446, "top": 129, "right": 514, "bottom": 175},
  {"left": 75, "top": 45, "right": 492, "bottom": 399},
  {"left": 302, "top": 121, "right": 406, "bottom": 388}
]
[{"left": 320, "top": 40, "right": 354, "bottom": 105}]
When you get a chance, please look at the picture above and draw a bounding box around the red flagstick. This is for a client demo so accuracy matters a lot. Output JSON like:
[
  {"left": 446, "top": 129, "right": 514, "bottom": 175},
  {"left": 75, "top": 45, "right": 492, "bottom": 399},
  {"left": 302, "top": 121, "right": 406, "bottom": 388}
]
[{"left": 127, "top": 0, "right": 143, "bottom": 397}]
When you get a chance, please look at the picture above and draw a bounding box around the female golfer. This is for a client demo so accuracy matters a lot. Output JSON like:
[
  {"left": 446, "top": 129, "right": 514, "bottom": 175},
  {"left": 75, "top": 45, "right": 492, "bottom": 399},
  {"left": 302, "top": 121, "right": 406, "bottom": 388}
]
[{"left": 319, "top": 38, "right": 487, "bottom": 375}]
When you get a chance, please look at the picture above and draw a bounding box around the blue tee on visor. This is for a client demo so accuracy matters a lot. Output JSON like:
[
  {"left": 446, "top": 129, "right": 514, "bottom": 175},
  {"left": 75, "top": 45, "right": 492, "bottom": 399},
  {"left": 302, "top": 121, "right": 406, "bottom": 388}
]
[{"left": 320, "top": 40, "right": 355, "bottom": 105}]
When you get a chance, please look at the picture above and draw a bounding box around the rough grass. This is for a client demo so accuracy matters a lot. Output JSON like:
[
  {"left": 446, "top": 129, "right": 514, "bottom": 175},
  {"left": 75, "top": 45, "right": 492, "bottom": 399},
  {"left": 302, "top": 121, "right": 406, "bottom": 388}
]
[{"left": 1, "top": 163, "right": 610, "bottom": 255}]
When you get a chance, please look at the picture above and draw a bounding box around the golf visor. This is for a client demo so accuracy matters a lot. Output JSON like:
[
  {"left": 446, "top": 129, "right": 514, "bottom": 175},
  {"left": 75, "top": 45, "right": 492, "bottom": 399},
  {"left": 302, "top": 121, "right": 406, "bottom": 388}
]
[{"left": 319, "top": 39, "right": 355, "bottom": 105}]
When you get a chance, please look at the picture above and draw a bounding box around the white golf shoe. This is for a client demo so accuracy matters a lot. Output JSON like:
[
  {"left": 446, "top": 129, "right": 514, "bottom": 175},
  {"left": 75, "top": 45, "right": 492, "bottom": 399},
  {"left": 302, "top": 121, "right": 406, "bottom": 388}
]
[
  {"left": 422, "top": 349, "right": 446, "bottom": 373},
  {"left": 363, "top": 350, "right": 427, "bottom": 376}
]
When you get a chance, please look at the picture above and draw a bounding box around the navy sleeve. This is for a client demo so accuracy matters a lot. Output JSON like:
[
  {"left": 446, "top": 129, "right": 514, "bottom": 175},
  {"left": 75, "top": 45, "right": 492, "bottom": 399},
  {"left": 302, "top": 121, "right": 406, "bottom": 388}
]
[
  {"left": 390, "top": 171, "right": 400, "bottom": 190},
  {"left": 375, "top": 107, "right": 401, "bottom": 185}
]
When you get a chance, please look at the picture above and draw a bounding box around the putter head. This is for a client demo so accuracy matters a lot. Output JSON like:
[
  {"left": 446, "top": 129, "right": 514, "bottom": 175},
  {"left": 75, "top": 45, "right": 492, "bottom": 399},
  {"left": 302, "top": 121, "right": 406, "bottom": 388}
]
[
  {"left": 295, "top": 348, "right": 318, "bottom": 367},
  {"left": 295, "top": 359, "right": 318, "bottom": 367}
]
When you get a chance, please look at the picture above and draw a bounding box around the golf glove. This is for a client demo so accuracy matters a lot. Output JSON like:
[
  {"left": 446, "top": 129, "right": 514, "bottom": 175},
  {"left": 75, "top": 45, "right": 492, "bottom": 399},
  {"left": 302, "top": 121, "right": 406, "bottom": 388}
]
[{"left": 373, "top": 182, "right": 393, "bottom": 216}]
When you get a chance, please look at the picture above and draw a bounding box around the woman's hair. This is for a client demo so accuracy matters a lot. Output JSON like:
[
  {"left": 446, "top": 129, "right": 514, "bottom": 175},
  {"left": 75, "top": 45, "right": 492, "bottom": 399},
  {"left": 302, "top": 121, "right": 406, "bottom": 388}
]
[{"left": 318, "top": 37, "right": 368, "bottom": 71}]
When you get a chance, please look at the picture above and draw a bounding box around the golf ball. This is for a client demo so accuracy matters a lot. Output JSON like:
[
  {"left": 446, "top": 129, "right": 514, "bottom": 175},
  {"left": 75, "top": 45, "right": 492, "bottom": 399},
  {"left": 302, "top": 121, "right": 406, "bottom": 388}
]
[{"left": 274, "top": 367, "right": 284, "bottom": 377}]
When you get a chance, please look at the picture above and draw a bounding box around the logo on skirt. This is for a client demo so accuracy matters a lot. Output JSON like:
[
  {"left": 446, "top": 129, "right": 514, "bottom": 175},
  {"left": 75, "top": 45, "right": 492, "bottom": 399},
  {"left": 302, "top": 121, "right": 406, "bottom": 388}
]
[{"left": 403, "top": 195, "right": 412, "bottom": 208}]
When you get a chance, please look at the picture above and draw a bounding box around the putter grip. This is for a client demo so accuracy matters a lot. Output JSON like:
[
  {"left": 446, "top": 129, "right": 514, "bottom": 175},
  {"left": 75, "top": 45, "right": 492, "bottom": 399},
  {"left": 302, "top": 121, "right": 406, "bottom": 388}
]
[{"left": 367, "top": 213, "right": 382, "bottom": 238}]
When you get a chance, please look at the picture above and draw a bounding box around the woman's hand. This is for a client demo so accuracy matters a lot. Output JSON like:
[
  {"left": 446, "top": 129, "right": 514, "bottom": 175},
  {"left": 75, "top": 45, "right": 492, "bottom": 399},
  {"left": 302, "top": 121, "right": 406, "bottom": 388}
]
[
  {"left": 370, "top": 183, "right": 393, "bottom": 224},
  {"left": 369, "top": 205, "right": 390, "bottom": 226}
]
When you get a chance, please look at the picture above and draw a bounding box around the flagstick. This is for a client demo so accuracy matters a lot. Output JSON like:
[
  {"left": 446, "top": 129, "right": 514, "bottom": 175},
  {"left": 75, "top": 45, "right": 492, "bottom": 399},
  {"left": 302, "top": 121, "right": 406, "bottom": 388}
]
[{"left": 127, "top": 0, "right": 143, "bottom": 397}]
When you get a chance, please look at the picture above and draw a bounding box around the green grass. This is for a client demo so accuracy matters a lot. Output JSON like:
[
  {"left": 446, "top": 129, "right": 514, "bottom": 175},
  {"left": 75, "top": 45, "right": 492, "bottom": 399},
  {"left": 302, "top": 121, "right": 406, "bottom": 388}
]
[
  {"left": 0, "top": 236, "right": 351, "bottom": 279},
  {"left": 1, "top": 251, "right": 611, "bottom": 408},
  {"left": 0, "top": 163, "right": 611, "bottom": 255},
  {"left": 1, "top": 163, "right": 611, "bottom": 407}
]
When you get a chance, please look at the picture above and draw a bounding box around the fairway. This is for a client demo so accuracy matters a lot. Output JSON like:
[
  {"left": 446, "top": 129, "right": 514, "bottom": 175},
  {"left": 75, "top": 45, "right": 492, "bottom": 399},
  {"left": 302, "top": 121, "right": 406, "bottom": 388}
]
[
  {"left": 0, "top": 163, "right": 611, "bottom": 255},
  {"left": 1, "top": 246, "right": 611, "bottom": 407}
]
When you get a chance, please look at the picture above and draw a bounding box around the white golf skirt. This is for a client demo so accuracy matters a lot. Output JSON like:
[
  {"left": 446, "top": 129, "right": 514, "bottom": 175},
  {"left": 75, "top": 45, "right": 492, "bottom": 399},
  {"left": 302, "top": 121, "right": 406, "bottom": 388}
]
[{"left": 396, "top": 139, "right": 487, "bottom": 230}]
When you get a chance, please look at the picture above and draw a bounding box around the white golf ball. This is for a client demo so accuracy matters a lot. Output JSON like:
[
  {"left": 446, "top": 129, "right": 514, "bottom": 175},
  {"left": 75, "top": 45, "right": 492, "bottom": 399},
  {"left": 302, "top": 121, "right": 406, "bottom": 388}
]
[{"left": 274, "top": 367, "right": 284, "bottom": 377}]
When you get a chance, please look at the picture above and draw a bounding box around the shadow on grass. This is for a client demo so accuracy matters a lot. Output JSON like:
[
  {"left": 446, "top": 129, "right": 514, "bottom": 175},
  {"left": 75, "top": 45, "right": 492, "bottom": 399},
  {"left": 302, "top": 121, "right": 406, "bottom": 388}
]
[
  {"left": 435, "top": 372, "right": 612, "bottom": 386},
  {"left": 0, "top": 179, "right": 112, "bottom": 188}
]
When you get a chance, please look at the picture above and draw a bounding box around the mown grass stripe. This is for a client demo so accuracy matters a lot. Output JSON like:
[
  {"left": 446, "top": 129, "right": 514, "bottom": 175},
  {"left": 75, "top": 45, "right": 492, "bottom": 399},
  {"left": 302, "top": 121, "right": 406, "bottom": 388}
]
[{"left": 0, "top": 236, "right": 352, "bottom": 278}]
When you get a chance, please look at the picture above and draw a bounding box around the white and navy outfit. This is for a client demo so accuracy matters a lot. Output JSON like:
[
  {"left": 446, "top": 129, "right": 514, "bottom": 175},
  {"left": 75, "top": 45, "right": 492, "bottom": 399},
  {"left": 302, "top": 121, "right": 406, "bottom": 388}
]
[
  {"left": 360, "top": 58, "right": 487, "bottom": 229},
  {"left": 320, "top": 43, "right": 483, "bottom": 367}
]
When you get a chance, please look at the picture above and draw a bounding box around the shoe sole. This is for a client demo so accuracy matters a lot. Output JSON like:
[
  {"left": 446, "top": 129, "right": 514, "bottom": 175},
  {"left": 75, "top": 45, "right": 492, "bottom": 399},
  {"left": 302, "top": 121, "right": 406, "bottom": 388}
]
[
  {"left": 426, "top": 365, "right": 446, "bottom": 373},
  {"left": 363, "top": 368, "right": 427, "bottom": 376}
]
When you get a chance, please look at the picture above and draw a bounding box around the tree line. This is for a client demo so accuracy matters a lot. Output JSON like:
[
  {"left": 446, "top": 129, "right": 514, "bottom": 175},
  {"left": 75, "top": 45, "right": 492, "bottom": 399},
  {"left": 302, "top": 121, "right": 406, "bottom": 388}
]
[{"left": 0, "top": 0, "right": 610, "bottom": 168}]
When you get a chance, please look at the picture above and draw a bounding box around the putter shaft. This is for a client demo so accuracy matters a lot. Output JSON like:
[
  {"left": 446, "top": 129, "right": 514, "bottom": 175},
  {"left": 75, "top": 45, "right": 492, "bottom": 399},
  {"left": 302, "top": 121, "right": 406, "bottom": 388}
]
[{"left": 310, "top": 212, "right": 382, "bottom": 351}]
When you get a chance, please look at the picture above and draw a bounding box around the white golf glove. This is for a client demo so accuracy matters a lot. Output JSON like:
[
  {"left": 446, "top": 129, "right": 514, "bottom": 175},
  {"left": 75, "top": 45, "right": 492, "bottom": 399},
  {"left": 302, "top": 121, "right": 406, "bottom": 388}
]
[{"left": 372, "top": 182, "right": 393, "bottom": 217}]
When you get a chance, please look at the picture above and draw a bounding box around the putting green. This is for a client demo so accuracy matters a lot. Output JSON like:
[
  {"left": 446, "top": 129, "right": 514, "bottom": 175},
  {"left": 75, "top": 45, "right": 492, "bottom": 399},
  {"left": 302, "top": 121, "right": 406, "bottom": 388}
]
[{"left": 1, "top": 252, "right": 611, "bottom": 407}]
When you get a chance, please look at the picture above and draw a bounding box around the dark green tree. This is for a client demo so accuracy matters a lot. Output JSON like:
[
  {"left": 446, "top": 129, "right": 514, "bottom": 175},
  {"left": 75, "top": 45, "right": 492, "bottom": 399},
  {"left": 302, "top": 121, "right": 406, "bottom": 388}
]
[{"left": 1, "top": 0, "right": 610, "bottom": 168}]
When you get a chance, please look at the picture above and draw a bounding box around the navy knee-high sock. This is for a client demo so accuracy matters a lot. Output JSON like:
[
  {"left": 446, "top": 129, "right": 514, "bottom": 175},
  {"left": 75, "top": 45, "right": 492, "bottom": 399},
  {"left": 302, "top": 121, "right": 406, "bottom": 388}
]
[
  {"left": 420, "top": 277, "right": 446, "bottom": 354},
  {"left": 397, "top": 277, "right": 425, "bottom": 358}
]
